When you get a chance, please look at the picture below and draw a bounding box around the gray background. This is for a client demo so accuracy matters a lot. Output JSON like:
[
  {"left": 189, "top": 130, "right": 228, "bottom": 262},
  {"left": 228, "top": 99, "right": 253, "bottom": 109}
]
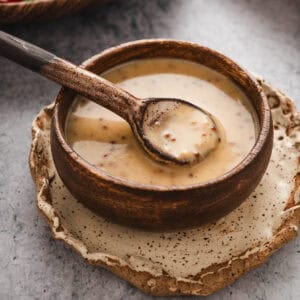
[{"left": 0, "top": 0, "right": 299, "bottom": 299}]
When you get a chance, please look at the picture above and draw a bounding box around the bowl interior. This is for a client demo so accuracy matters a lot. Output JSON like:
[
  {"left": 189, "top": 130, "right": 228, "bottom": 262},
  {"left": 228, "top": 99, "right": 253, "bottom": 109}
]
[{"left": 55, "top": 39, "right": 271, "bottom": 191}]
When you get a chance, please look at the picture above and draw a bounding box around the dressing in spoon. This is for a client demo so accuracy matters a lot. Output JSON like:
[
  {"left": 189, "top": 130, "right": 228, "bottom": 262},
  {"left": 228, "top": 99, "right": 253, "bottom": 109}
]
[{"left": 0, "top": 31, "right": 222, "bottom": 165}]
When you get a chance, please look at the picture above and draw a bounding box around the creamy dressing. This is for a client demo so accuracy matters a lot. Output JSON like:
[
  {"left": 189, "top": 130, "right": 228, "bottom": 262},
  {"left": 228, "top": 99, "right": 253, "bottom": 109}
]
[{"left": 66, "top": 59, "right": 258, "bottom": 186}]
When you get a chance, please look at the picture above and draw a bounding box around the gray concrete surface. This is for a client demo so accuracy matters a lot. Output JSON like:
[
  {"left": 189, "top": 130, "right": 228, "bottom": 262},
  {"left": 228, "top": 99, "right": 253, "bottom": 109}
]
[{"left": 0, "top": 0, "right": 299, "bottom": 299}]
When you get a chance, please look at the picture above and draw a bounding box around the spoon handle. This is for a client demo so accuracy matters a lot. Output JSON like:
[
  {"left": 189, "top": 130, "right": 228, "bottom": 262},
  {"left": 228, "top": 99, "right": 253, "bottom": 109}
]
[{"left": 0, "top": 31, "right": 139, "bottom": 121}]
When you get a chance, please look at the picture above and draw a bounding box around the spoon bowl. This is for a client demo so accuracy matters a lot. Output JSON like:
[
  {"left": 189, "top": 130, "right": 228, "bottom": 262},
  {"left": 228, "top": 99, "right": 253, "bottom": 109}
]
[{"left": 135, "top": 98, "right": 221, "bottom": 165}]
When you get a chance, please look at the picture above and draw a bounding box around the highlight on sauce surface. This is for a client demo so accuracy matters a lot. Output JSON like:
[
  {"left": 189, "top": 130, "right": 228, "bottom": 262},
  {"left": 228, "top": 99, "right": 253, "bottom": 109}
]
[{"left": 66, "top": 58, "right": 258, "bottom": 186}]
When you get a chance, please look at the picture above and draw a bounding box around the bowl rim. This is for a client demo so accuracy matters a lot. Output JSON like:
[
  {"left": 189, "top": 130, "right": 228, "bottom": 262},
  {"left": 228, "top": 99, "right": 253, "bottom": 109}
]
[{"left": 53, "top": 38, "right": 272, "bottom": 192}]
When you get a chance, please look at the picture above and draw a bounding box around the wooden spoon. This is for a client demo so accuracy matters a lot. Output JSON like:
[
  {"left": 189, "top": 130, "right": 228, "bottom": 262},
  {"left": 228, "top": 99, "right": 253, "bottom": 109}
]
[{"left": 0, "top": 31, "right": 221, "bottom": 165}]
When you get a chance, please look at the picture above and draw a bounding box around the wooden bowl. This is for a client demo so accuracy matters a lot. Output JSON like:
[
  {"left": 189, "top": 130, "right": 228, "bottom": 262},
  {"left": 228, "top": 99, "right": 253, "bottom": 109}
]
[
  {"left": 51, "top": 39, "right": 273, "bottom": 231},
  {"left": 0, "top": 0, "right": 106, "bottom": 24}
]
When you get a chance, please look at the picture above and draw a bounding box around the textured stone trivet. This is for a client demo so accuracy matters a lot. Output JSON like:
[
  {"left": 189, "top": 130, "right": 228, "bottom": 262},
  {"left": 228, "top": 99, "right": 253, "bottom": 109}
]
[{"left": 29, "top": 78, "right": 300, "bottom": 296}]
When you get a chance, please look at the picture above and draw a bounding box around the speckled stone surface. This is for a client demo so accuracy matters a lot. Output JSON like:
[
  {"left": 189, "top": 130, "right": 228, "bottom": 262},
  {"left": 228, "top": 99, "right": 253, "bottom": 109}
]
[{"left": 0, "top": 0, "right": 299, "bottom": 299}]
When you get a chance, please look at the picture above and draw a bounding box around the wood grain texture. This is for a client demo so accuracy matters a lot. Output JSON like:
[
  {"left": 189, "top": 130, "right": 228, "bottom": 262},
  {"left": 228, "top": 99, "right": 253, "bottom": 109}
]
[
  {"left": 50, "top": 39, "right": 273, "bottom": 231},
  {"left": 0, "top": 0, "right": 106, "bottom": 24},
  {"left": 0, "top": 30, "right": 55, "bottom": 71},
  {"left": 0, "top": 30, "right": 140, "bottom": 128},
  {"left": 40, "top": 58, "right": 140, "bottom": 122}
]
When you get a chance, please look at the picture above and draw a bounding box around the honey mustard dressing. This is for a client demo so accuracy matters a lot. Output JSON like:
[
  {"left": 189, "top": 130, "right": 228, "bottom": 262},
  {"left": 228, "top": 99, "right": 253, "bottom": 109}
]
[{"left": 66, "top": 59, "right": 258, "bottom": 186}]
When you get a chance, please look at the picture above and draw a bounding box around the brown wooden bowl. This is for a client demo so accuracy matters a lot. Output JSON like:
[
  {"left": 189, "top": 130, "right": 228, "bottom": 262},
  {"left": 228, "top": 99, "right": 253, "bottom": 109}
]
[
  {"left": 0, "top": 0, "right": 106, "bottom": 24},
  {"left": 51, "top": 39, "right": 273, "bottom": 231}
]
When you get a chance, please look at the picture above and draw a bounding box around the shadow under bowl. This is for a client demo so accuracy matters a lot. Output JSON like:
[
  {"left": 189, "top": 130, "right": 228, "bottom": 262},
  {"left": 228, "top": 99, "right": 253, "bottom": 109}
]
[{"left": 51, "top": 39, "right": 273, "bottom": 231}]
